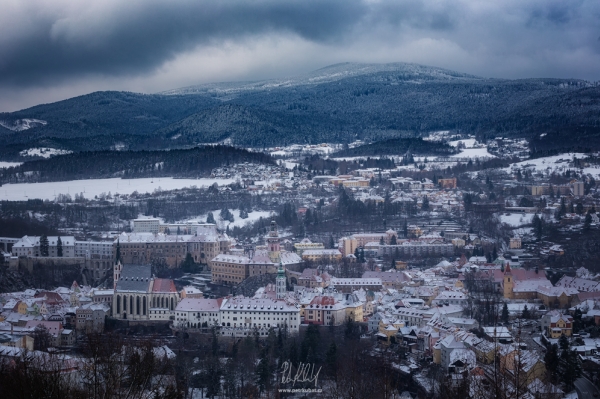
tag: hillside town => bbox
[1,136,600,397]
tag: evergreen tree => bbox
[501,303,509,324]
[559,334,570,351]
[181,253,198,273]
[544,344,560,384]
[256,347,272,393]
[288,339,299,367]
[422,195,429,211]
[521,305,530,319]
[403,218,408,238]
[584,211,592,232]
[492,246,497,260]
[204,356,222,399]
[206,212,216,224]
[211,327,219,356]
[56,236,63,257]
[325,342,337,379]
[300,325,320,363]
[559,347,582,391]
[39,234,49,257]
[532,214,543,240]
[576,202,584,215]
[222,357,238,399]
[390,235,397,245]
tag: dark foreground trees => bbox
[0,333,179,399]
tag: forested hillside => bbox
[1,63,599,154]
[0,91,218,158]
[332,138,457,157]
[0,146,274,183]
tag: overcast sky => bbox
[1,0,600,112]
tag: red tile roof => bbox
[152,279,177,293]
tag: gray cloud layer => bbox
[1,0,600,111]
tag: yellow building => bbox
[345,301,364,323]
[433,343,441,364]
[500,348,546,385]
[209,254,250,285]
[395,261,408,270]
[342,179,370,188]
[294,238,324,256]
[17,301,28,315]
[548,314,573,338]
[339,237,358,257]
[301,249,342,262]
[378,319,405,344]
[438,178,457,189]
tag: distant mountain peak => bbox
[159,61,482,98]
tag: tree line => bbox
[0,146,274,184]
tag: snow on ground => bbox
[330,156,389,161]
[0,177,235,201]
[506,303,540,315]
[449,138,477,148]
[505,153,588,174]
[181,210,272,229]
[500,213,534,227]
[0,161,22,168]
[19,148,72,158]
[0,118,47,131]
[582,165,600,178]
[449,147,496,159]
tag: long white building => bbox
[173,298,223,329]
[173,296,301,333]
[12,236,75,257]
[219,297,300,331]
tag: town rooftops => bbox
[152,279,177,293]
[330,277,382,286]
[175,298,222,312]
[221,297,299,312]
[115,264,152,292]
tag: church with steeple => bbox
[209,218,302,285]
[276,262,286,299]
[267,219,281,263]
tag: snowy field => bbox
[448,138,477,148]
[0,177,235,201]
[0,161,22,169]
[19,147,72,158]
[449,147,495,159]
[505,153,592,174]
[500,213,534,227]
[180,210,272,229]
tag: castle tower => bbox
[267,219,281,263]
[276,262,286,299]
[503,262,514,299]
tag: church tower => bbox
[113,260,123,290]
[276,262,286,299]
[267,219,281,263]
[503,262,514,299]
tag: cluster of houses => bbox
[0,281,111,351]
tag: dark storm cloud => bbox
[0,0,467,87]
[1,0,600,111]
[0,0,370,86]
